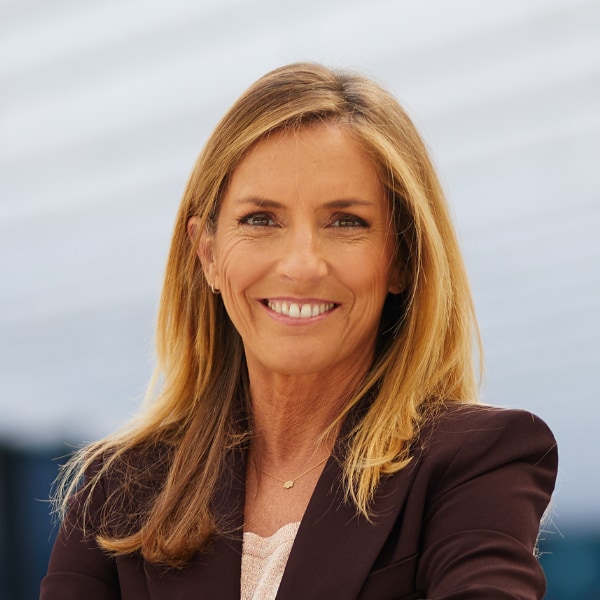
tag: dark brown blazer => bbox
[41,404,558,599]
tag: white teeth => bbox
[300,304,312,318]
[267,300,334,319]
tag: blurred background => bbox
[1,0,599,597]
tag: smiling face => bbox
[194,122,403,384]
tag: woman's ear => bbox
[388,261,407,295]
[188,216,218,288]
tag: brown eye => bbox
[240,213,276,227]
[330,214,368,228]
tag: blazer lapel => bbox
[143,408,423,599]
[276,446,422,599]
[145,447,247,600]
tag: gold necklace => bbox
[250,455,329,489]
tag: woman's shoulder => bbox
[406,402,559,513]
[422,401,554,434]
[417,402,557,467]
[65,438,173,533]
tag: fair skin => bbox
[189,122,403,536]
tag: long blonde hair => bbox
[55,62,480,567]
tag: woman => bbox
[41,63,557,599]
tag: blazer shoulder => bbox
[429,401,551,425]
[421,402,556,442]
[417,403,558,478]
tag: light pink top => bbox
[241,522,301,600]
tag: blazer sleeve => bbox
[416,408,558,600]
[40,469,121,600]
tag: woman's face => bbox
[195,123,403,382]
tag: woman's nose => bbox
[276,226,328,283]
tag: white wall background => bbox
[1,0,599,526]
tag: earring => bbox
[210,283,220,295]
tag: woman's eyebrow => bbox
[322,199,375,208]
[234,197,283,209]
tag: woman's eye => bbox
[240,213,276,227]
[330,214,368,228]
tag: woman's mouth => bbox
[265,300,336,319]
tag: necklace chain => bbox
[250,455,329,489]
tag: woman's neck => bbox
[246,367,365,467]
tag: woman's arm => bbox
[417,408,558,599]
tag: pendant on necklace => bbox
[283,480,295,489]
